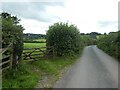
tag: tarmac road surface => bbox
[54,45,118,88]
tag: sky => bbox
[1,0,120,34]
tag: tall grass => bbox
[3,42,82,88]
[2,63,39,88]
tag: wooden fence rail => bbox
[0,43,13,71]
[0,44,54,71]
[22,46,54,62]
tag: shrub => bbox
[97,31,120,61]
[1,12,24,66]
[23,40,46,43]
[46,22,81,56]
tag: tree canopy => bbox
[1,12,24,66]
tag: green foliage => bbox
[32,54,79,88]
[1,12,24,62]
[2,63,39,88]
[81,35,97,46]
[46,22,81,56]
[86,32,101,39]
[24,43,46,48]
[24,38,46,43]
[24,40,46,43]
[23,33,46,41]
[33,55,78,74]
[97,31,120,61]
[3,54,80,88]
[116,31,120,60]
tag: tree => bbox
[46,22,81,56]
[1,12,24,67]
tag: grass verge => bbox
[34,54,80,88]
[2,63,39,88]
[2,54,81,88]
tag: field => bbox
[33,38,46,42]
[24,43,46,48]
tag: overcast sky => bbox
[1,0,119,34]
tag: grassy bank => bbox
[34,55,80,88]
[2,63,39,88]
[3,42,83,88]
[2,54,80,88]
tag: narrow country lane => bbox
[54,45,118,88]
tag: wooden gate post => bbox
[53,46,55,58]
[10,43,13,69]
[12,43,18,69]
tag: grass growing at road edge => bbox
[2,63,39,88]
[2,54,80,88]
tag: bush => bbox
[46,22,81,56]
[1,12,24,66]
[23,40,46,43]
[97,31,120,61]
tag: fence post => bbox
[10,43,13,69]
[53,46,55,58]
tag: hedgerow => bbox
[97,31,120,61]
[1,12,24,67]
[46,22,82,56]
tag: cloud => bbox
[1,2,64,22]
[1,0,119,34]
[98,21,117,28]
[20,18,50,34]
